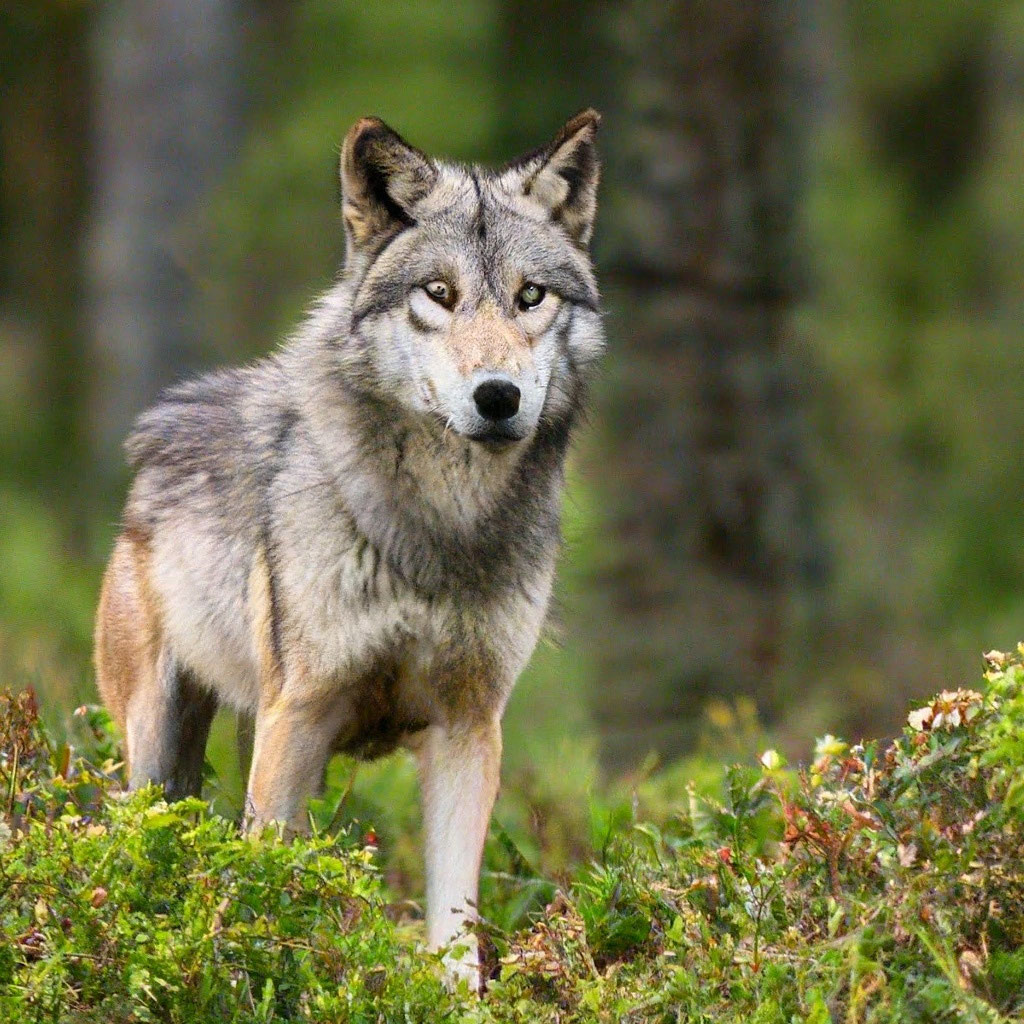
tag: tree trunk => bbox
[87,0,244,484]
[593,0,824,766]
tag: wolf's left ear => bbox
[504,109,601,247]
[340,117,438,247]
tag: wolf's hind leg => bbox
[125,651,218,802]
[96,534,216,801]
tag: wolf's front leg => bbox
[245,698,339,834]
[416,717,502,992]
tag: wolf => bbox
[93,110,603,988]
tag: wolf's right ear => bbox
[340,118,438,248]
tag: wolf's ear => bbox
[340,118,438,247]
[505,109,601,247]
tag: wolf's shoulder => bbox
[125,359,289,472]
[122,357,299,535]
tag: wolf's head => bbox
[333,111,604,449]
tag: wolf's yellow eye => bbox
[423,280,454,307]
[517,282,546,310]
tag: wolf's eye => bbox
[423,280,454,308]
[517,282,546,311]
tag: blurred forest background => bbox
[2,0,1024,815]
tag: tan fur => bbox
[94,532,159,747]
[447,302,531,376]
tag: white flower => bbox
[907,706,932,731]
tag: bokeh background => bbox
[3,0,1024,824]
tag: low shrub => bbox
[2,650,1023,1022]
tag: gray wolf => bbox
[94,110,604,988]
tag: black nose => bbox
[473,379,521,421]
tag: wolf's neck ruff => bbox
[295,319,570,602]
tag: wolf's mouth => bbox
[467,424,525,448]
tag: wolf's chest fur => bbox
[259,495,554,756]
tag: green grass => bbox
[2,649,1024,1022]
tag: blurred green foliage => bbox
[804,0,1024,630]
